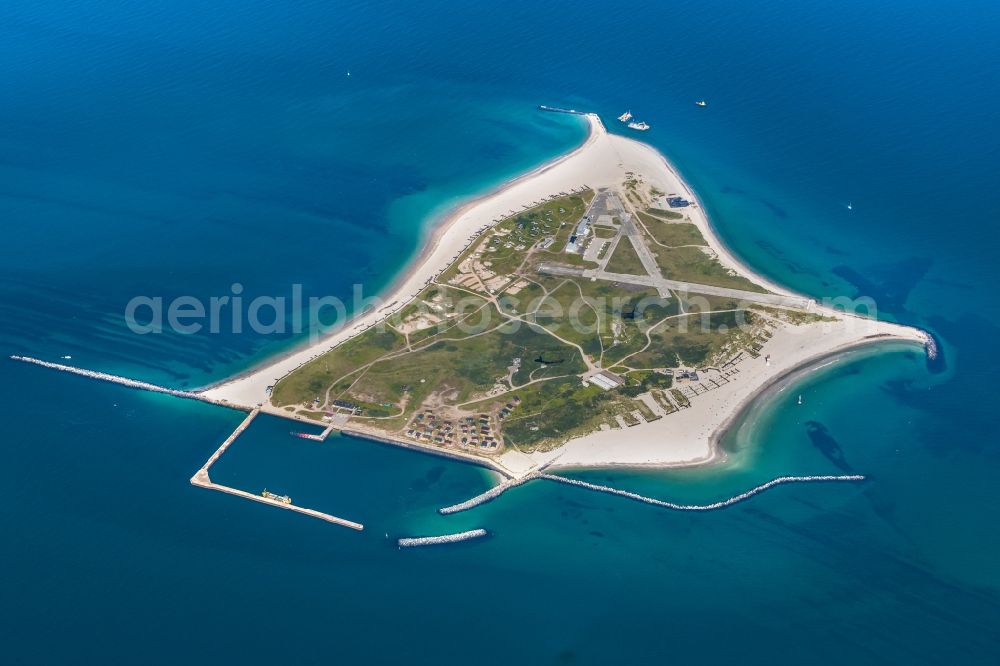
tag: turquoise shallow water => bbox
[1,0,999,663]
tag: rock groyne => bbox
[439,473,539,515]
[540,473,866,511]
[9,355,237,408]
[397,529,489,547]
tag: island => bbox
[200,114,929,478]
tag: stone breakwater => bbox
[438,473,539,515]
[539,473,866,511]
[397,529,489,547]
[924,335,939,361]
[8,356,236,408]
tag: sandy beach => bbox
[201,113,610,408]
[201,112,929,475]
[515,320,926,473]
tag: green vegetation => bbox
[487,378,612,449]
[605,238,647,276]
[635,399,658,422]
[670,388,690,408]
[554,251,599,269]
[466,375,664,450]
[439,190,594,284]
[530,273,676,368]
[619,370,673,397]
[644,207,685,221]
[271,327,405,407]
[650,389,677,414]
[595,240,612,260]
[270,184,819,456]
[752,306,836,325]
[345,321,585,415]
[624,308,771,368]
[637,213,706,247]
[532,280,603,358]
[651,244,768,293]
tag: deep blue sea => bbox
[2,1,999,663]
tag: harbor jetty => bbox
[198,408,260,471]
[289,421,338,441]
[537,105,588,116]
[439,473,539,514]
[440,471,866,516]
[191,408,364,531]
[8,355,234,408]
[539,473,866,511]
[398,529,489,548]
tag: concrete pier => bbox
[198,408,260,473]
[191,408,364,531]
[191,475,363,531]
[290,421,339,441]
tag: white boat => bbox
[627,121,650,131]
[797,395,803,405]
[60,355,72,360]
[695,100,707,107]
[617,110,633,122]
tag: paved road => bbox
[610,193,664,281]
[539,189,814,309]
[537,263,813,308]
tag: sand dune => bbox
[201,113,928,472]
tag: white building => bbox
[586,370,625,391]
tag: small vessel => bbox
[627,120,650,131]
[617,110,633,122]
[797,395,803,405]
[695,100,707,107]
[847,202,853,211]
[261,489,292,504]
[60,355,72,360]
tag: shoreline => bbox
[543,336,924,473]
[612,132,803,302]
[198,114,596,396]
[195,109,930,473]
[547,337,920,471]
[706,337,924,462]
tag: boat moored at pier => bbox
[261,489,292,504]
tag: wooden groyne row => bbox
[438,473,539,515]
[538,473,866,511]
[8,355,239,409]
[398,529,489,547]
